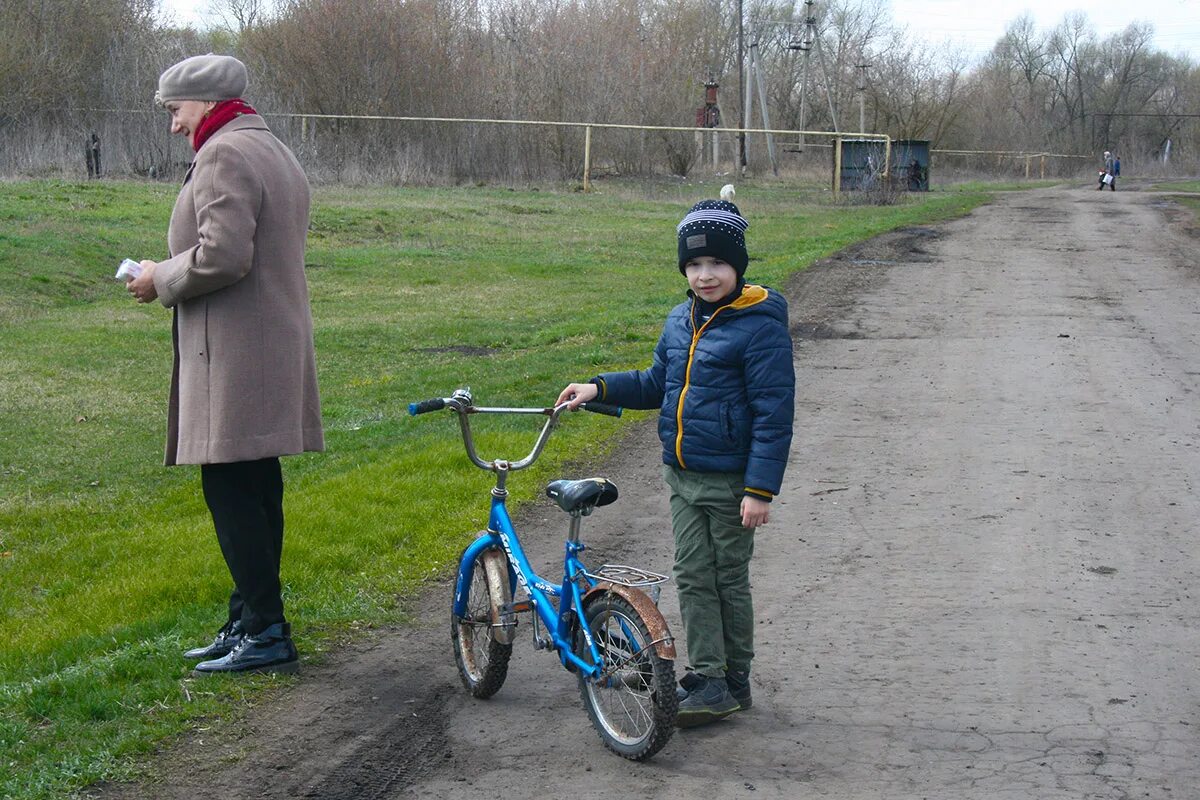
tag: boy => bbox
[557,195,795,727]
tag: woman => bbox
[127,54,323,675]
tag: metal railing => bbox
[262,112,890,190]
[77,108,1092,187]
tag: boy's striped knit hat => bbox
[676,198,749,276]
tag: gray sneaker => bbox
[676,668,704,701]
[726,670,752,710]
[676,675,740,727]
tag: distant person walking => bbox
[85,133,101,178]
[124,54,324,675]
[907,159,924,191]
[1097,150,1116,191]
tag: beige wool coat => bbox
[153,114,324,465]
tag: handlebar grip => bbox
[408,398,447,416]
[581,401,623,417]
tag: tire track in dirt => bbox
[295,689,452,799]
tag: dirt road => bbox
[93,184,1200,800]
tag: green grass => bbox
[1172,195,1200,218]
[1151,179,1200,193]
[939,179,1061,192]
[0,176,989,798]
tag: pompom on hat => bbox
[676,189,749,276]
[155,54,248,106]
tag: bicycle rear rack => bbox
[585,564,669,588]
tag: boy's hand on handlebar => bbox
[556,382,598,410]
[741,496,770,528]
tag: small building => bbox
[833,138,888,191]
[833,138,932,191]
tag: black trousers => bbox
[200,457,285,636]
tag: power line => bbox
[1091,112,1200,117]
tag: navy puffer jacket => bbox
[595,284,795,499]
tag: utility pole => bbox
[788,1,839,140]
[856,63,870,133]
[737,0,746,173]
[792,0,816,151]
[745,31,778,175]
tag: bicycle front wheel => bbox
[451,546,513,698]
[577,590,677,760]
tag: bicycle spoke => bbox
[590,613,657,738]
[605,679,649,734]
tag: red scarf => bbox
[192,99,258,152]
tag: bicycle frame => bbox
[416,388,677,760]
[454,498,604,677]
[429,390,614,678]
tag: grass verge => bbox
[1170,194,1200,223]
[939,179,1061,192]
[1151,180,1200,193]
[1,177,989,798]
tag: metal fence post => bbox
[583,125,592,191]
[833,137,842,194]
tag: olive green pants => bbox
[664,465,756,678]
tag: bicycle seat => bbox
[546,478,618,513]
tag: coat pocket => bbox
[721,401,751,447]
[197,299,210,362]
[721,402,736,443]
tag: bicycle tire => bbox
[451,546,513,698]
[577,590,677,760]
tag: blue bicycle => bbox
[409,388,679,760]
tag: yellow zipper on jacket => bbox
[674,285,771,469]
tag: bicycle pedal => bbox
[507,600,532,614]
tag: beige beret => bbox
[155,54,248,106]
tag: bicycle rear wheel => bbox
[577,590,677,760]
[451,546,513,698]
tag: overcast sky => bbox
[158,0,1200,62]
[894,0,1199,61]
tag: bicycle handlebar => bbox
[407,389,622,472]
[578,400,623,417]
[408,397,447,415]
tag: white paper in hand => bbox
[115,258,143,282]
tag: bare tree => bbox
[2,0,1197,180]
[205,0,272,33]
[870,33,968,142]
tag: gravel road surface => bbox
[91,184,1200,800]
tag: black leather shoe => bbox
[192,622,298,675]
[183,620,244,661]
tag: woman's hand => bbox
[555,382,598,410]
[741,495,771,528]
[126,260,159,303]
